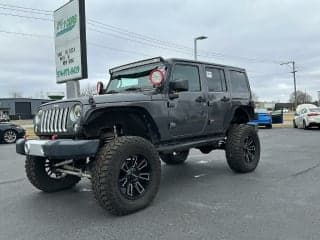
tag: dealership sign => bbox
[54,0,87,83]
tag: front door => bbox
[168,63,208,137]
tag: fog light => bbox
[24,142,30,154]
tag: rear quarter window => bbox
[229,70,250,98]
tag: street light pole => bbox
[194,39,197,61]
[194,36,208,60]
[280,61,297,110]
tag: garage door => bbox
[15,102,32,119]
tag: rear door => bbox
[167,63,208,137]
[297,108,307,127]
[204,66,231,134]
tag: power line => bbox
[88,19,193,52]
[0,6,52,15]
[0,3,52,13]
[88,20,237,60]
[88,42,152,57]
[88,19,281,64]
[0,29,295,83]
[88,26,194,56]
[0,29,152,57]
[0,12,53,21]
[0,2,284,64]
[0,29,52,39]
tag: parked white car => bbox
[293,104,320,129]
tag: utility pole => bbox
[280,61,297,110]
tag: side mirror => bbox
[294,112,299,116]
[169,79,189,92]
[96,81,105,95]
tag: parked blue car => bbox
[250,109,272,129]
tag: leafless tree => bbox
[80,84,96,97]
[289,90,312,105]
[252,92,259,102]
[10,91,23,98]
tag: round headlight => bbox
[70,104,82,122]
[34,110,43,125]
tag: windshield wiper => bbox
[124,87,142,92]
[106,90,119,94]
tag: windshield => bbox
[309,108,320,112]
[255,109,268,113]
[106,63,166,93]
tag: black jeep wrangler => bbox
[16,57,260,215]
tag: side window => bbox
[205,67,226,92]
[229,71,250,97]
[172,64,201,91]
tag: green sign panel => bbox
[54,0,87,83]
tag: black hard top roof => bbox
[165,58,245,72]
[109,56,246,73]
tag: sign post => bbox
[54,0,87,98]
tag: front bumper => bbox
[17,128,26,138]
[16,139,100,159]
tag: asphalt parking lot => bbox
[0,128,319,240]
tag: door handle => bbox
[195,96,206,103]
[167,102,175,108]
[208,101,215,106]
[220,96,230,102]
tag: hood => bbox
[89,92,153,105]
[43,92,154,106]
[0,122,16,127]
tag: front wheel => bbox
[25,156,80,192]
[303,120,308,130]
[225,124,260,173]
[3,129,17,144]
[160,150,189,165]
[92,136,161,216]
[265,124,272,129]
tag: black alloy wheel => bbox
[118,154,152,200]
[243,136,256,164]
[225,124,261,173]
[92,136,161,216]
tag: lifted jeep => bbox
[16,57,260,215]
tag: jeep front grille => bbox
[40,107,69,133]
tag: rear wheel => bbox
[225,124,260,173]
[92,136,161,216]
[3,129,17,144]
[160,150,190,165]
[25,156,80,192]
[293,120,297,128]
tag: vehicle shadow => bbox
[22,154,260,220]
[305,128,320,131]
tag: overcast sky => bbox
[0,0,319,102]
